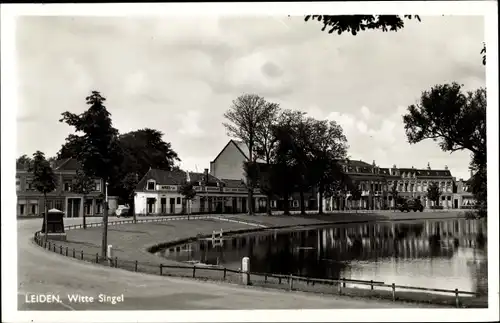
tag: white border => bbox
[1,2,498,322]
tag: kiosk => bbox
[40,208,67,241]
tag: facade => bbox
[453,177,476,209]
[209,140,318,212]
[16,158,109,217]
[323,161,456,211]
[134,168,267,215]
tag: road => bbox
[16,216,440,311]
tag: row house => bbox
[323,161,456,211]
[16,158,108,217]
[209,140,318,212]
[134,168,267,215]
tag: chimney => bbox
[427,162,431,170]
[204,168,209,183]
[393,164,397,169]
[444,165,448,170]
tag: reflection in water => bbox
[156,219,488,294]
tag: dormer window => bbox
[147,180,156,191]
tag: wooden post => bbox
[65,247,68,256]
[278,277,281,284]
[59,246,63,254]
[72,248,75,258]
[289,274,293,291]
[95,253,99,263]
[455,289,460,308]
[392,283,396,301]
[135,260,138,272]
[338,280,342,294]
[370,280,374,290]
[264,274,267,283]
[342,278,346,288]
[223,268,227,280]
[160,264,163,275]
[115,257,118,268]
[81,250,84,260]
[53,244,56,252]
[48,242,51,250]
[192,266,196,278]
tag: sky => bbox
[16,15,485,181]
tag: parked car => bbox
[398,199,424,212]
[115,205,131,217]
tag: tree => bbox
[350,182,362,212]
[223,94,278,215]
[403,83,486,214]
[481,43,486,66]
[389,184,399,211]
[16,154,33,169]
[120,173,139,222]
[59,90,123,258]
[180,180,197,219]
[28,151,57,244]
[427,182,442,207]
[72,168,95,229]
[304,15,420,36]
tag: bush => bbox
[430,205,444,210]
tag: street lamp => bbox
[105,181,109,203]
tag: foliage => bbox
[426,182,442,205]
[304,15,420,36]
[403,83,487,213]
[28,151,57,196]
[59,91,123,182]
[180,181,197,200]
[72,168,95,196]
[481,43,486,66]
[16,154,33,169]
[350,182,362,203]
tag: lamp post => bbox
[101,180,110,258]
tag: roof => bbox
[220,179,247,189]
[399,168,452,177]
[135,168,223,190]
[211,140,266,164]
[16,157,81,171]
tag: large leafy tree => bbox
[72,168,95,229]
[402,83,486,215]
[59,90,123,257]
[16,154,33,169]
[223,94,278,215]
[28,151,57,243]
[304,15,420,36]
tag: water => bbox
[156,218,488,294]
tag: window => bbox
[19,204,25,215]
[55,200,63,212]
[176,197,181,204]
[94,180,101,192]
[26,180,34,191]
[441,196,445,200]
[271,200,277,208]
[147,180,156,191]
[292,200,299,208]
[31,204,37,214]
[64,182,72,192]
[447,196,451,200]
[16,177,20,191]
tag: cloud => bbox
[177,111,204,137]
[360,106,371,120]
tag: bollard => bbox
[73,248,75,258]
[48,242,51,249]
[342,278,346,288]
[53,244,56,252]
[135,260,138,272]
[65,247,68,257]
[223,268,227,281]
[264,274,268,283]
[278,277,282,284]
[370,280,374,290]
[192,266,196,278]
[241,257,250,285]
[95,253,99,263]
[115,257,118,268]
[455,289,460,308]
[392,283,396,301]
[44,241,47,249]
[160,264,163,275]
[337,280,342,294]
[289,274,294,291]
[81,250,84,260]
[107,245,113,267]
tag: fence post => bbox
[81,250,84,260]
[264,274,267,283]
[73,248,75,258]
[278,277,282,284]
[95,253,99,263]
[337,280,342,294]
[44,241,47,249]
[455,289,460,308]
[135,260,138,272]
[223,268,227,281]
[192,266,196,278]
[53,244,56,252]
[370,280,374,290]
[65,247,68,256]
[160,264,163,275]
[115,257,118,268]
[289,274,293,291]
[392,283,396,301]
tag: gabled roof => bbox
[211,140,266,164]
[135,168,222,191]
[16,158,81,171]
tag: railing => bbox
[33,223,481,308]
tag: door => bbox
[169,198,175,214]
[161,198,167,214]
[232,198,237,214]
[454,199,459,209]
[241,198,247,213]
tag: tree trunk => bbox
[43,193,48,244]
[299,189,306,215]
[131,198,136,223]
[247,182,254,216]
[318,184,324,215]
[83,194,87,229]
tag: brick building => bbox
[16,158,109,217]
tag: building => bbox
[453,177,476,209]
[209,140,318,212]
[133,167,266,215]
[16,158,111,217]
[323,161,456,211]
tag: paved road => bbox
[16,217,440,311]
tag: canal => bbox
[155,218,488,294]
